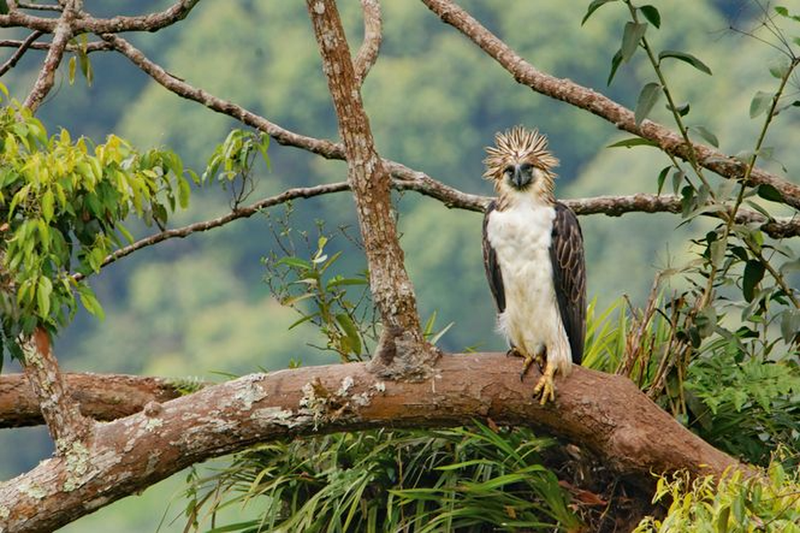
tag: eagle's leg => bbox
[532,360,557,405]
[514,345,545,382]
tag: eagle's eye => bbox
[503,165,514,178]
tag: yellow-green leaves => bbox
[0,93,193,340]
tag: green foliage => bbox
[202,129,269,207]
[263,212,372,363]
[0,85,192,356]
[634,462,800,532]
[686,350,800,465]
[182,424,579,533]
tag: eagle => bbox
[482,126,586,404]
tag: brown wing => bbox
[549,202,586,364]
[482,200,505,313]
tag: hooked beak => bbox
[511,164,532,189]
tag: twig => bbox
[18,2,62,11]
[0,39,112,53]
[0,30,42,77]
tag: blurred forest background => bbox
[1,0,798,530]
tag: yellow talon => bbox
[533,362,557,405]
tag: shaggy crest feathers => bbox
[482,126,560,181]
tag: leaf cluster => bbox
[0,84,191,358]
[634,461,800,532]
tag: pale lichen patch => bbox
[144,418,164,432]
[233,378,268,411]
[0,505,9,519]
[19,482,47,500]
[337,375,354,396]
[63,441,91,492]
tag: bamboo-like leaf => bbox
[692,125,719,147]
[658,50,712,75]
[581,0,617,25]
[607,137,659,149]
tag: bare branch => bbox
[420,0,800,211]
[0,30,43,77]
[0,353,744,533]
[353,0,382,85]
[22,3,74,112]
[73,181,351,281]
[0,372,193,428]
[101,33,344,159]
[0,39,112,52]
[18,2,62,11]
[74,178,798,287]
[73,0,199,34]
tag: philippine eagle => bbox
[482,126,586,404]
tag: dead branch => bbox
[420,0,800,211]
[0,353,743,533]
[0,372,193,428]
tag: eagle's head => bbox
[483,126,559,206]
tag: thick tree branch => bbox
[18,328,90,454]
[307,0,433,376]
[353,0,382,85]
[420,0,800,211]
[0,353,743,533]
[0,372,192,428]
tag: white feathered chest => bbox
[485,198,572,374]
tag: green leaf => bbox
[77,286,105,321]
[335,313,362,356]
[656,166,670,194]
[634,82,661,126]
[177,175,191,209]
[774,6,789,16]
[607,49,624,85]
[780,309,800,344]
[742,260,765,302]
[37,277,53,319]
[68,56,77,85]
[749,91,773,119]
[621,22,648,63]
[692,125,719,147]
[0,1,9,15]
[658,50,712,75]
[581,0,617,26]
[41,188,55,222]
[669,101,690,117]
[606,137,659,148]
[768,57,791,79]
[276,256,313,270]
[756,183,783,203]
[639,5,661,28]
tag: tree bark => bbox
[19,328,90,455]
[306,0,437,377]
[0,353,742,533]
[0,372,189,428]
